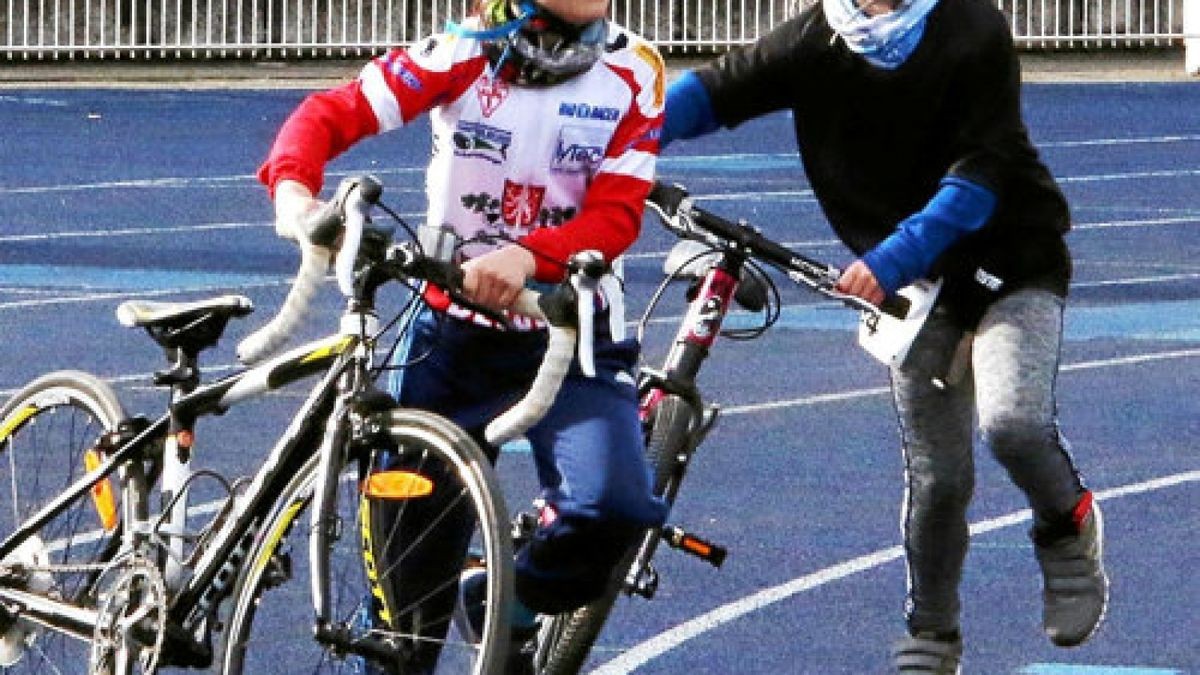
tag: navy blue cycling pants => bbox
[370,307,666,625]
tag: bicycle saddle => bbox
[117,295,254,354]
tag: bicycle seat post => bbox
[159,347,202,592]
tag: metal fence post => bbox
[1187,0,1200,74]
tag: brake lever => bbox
[568,251,606,378]
[334,181,383,297]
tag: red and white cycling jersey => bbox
[259,20,665,334]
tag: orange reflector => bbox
[363,471,434,500]
[83,449,119,531]
[681,536,712,558]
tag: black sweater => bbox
[695,0,1072,325]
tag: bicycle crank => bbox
[90,556,168,675]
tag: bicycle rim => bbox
[0,371,128,672]
[219,408,513,675]
[533,394,695,675]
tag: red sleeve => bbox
[519,173,652,282]
[256,81,380,198]
[257,45,488,198]
[519,59,663,281]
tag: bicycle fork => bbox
[623,252,754,598]
[625,398,723,600]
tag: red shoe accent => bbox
[1072,490,1094,530]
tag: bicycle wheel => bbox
[532,394,696,675]
[219,408,513,675]
[0,370,129,671]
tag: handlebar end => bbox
[879,294,911,320]
[648,181,689,216]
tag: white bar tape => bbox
[484,323,576,446]
[237,244,331,364]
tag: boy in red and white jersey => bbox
[258,1,667,672]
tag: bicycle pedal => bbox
[662,526,727,568]
[629,563,659,599]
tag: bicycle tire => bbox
[533,394,696,675]
[0,370,130,672]
[218,408,514,675]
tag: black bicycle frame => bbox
[0,332,359,642]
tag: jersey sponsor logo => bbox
[452,121,512,164]
[477,76,510,117]
[552,125,607,174]
[558,102,621,122]
[391,63,423,90]
[462,189,577,229]
[383,54,423,91]
[501,180,546,227]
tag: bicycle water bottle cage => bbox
[116,295,254,356]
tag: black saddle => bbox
[117,295,254,355]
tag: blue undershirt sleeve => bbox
[861,177,998,293]
[661,70,720,148]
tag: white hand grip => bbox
[483,288,570,445]
[485,322,575,446]
[237,243,330,364]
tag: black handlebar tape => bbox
[304,175,384,247]
[536,284,579,329]
[648,181,688,215]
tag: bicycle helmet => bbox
[469,0,609,86]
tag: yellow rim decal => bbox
[359,496,394,626]
[251,500,306,577]
[0,406,38,443]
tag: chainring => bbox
[89,556,167,675]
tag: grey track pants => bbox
[890,288,1085,634]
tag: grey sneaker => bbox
[892,632,962,674]
[1034,491,1109,647]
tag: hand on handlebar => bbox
[273,180,322,243]
[461,245,538,312]
[835,260,886,308]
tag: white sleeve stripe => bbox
[598,149,655,182]
[359,63,404,133]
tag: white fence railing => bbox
[0,0,1191,60]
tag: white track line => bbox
[592,472,1200,675]
[589,347,1200,673]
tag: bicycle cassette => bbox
[0,535,54,666]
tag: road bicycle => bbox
[0,175,605,675]
[530,181,912,674]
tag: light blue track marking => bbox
[1020,665,1181,674]
[722,299,1200,342]
[1064,299,1200,341]
[0,264,281,291]
[657,153,800,172]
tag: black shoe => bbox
[504,624,538,675]
[892,630,962,674]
